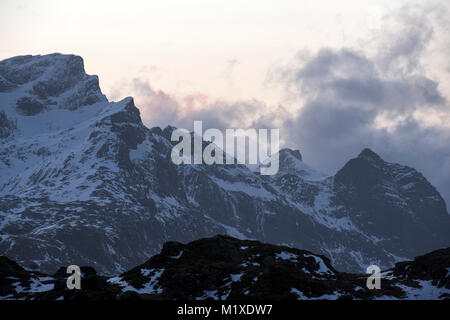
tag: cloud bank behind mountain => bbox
[114,3,450,207]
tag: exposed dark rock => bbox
[0,75,17,92]
[0,110,16,138]
[16,97,45,116]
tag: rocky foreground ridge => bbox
[0,236,449,300]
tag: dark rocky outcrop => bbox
[0,236,448,300]
[16,96,45,116]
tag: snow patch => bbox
[275,251,298,262]
[291,288,340,300]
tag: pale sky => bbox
[1,0,400,105]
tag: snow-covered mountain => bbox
[1,53,449,275]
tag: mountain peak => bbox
[0,53,107,114]
[278,149,303,172]
[276,148,328,180]
[1,53,84,87]
[335,148,386,183]
[358,148,383,162]
[279,148,303,162]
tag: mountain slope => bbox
[0,53,449,275]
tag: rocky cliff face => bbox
[0,236,449,300]
[333,148,450,256]
[0,53,449,275]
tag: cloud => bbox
[271,2,450,205]
[129,77,268,131]
[223,58,239,77]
